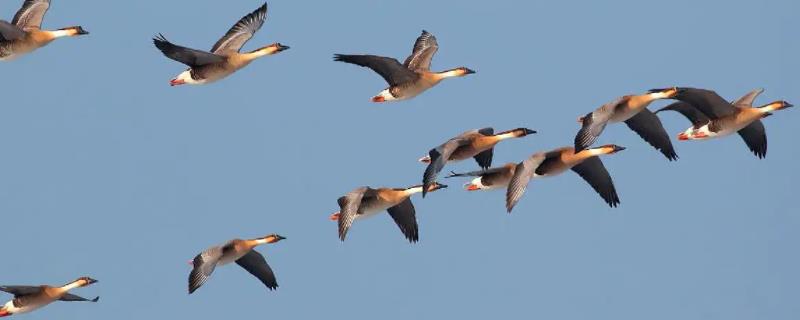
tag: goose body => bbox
[574,88,680,160]
[153,3,289,86]
[188,234,285,294]
[331,183,447,242]
[0,277,99,317]
[505,145,626,212]
[420,127,535,197]
[334,30,475,102]
[0,0,88,61]
[656,87,793,158]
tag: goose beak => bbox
[463,68,476,75]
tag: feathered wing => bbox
[737,120,767,158]
[188,245,224,294]
[0,285,42,296]
[422,138,469,197]
[574,97,625,152]
[386,198,419,243]
[235,250,278,290]
[334,54,418,86]
[732,88,764,107]
[59,293,99,302]
[0,21,26,41]
[337,187,369,241]
[446,166,509,178]
[211,3,268,54]
[403,30,438,71]
[571,157,620,207]
[12,0,50,30]
[153,34,225,67]
[672,87,736,118]
[655,101,712,128]
[624,109,678,160]
[505,153,547,213]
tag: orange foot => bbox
[371,96,385,102]
[466,184,480,191]
[330,212,341,221]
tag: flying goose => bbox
[153,3,289,86]
[334,30,475,102]
[655,87,793,158]
[445,163,518,191]
[189,234,285,294]
[506,145,626,212]
[0,0,88,61]
[574,88,680,160]
[331,183,447,242]
[420,127,536,197]
[0,277,99,317]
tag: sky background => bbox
[1,0,797,319]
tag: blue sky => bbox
[0,0,797,319]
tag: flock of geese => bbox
[0,0,793,317]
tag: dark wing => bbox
[732,88,764,107]
[188,246,223,294]
[574,97,624,152]
[0,20,26,41]
[505,153,547,213]
[403,30,438,71]
[386,198,419,243]
[571,157,620,207]
[737,120,767,158]
[624,109,679,161]
[337,186,369,241]
[59,293,99,302]
[0,286,42,296]
[672,87,736,118]
[446,166,509,178]
[422,138,469,197]
[235,250,278,290]
[473,148,493,170]
[12,0,50,29]
[211,3,268,54]
[333,54,418,86]
[655,102,711,128]
[153,34,225,67]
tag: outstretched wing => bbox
[505,153,547,213]
[153,34,225,67]
[0,285,42,297]
[672,87,736,118]
[235,250,278,290]
[737,120,767,159]
[59,293,99,302]
[403,30,438,71]
[624,109,678,161]
[386,198,419,243]
[334,54,418,86]
[422,138,470,197]
[574,97,625,152]
[12,0,50,30]
[211,3,268,54]
[188,246,223,294]
[732,88,764,107]
[337,187,370,241]
[571,157,620,207]
[655,101,711,128]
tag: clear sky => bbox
[0,0,797,319]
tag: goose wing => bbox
[235,250,278,290]
[386,198,419,243]
[188,245,224,294]
[403,30,438,71]
[732,88,764,107]
[0,21,26,41]
[655,101,711,128]
[59,294,99,302]
[334,54,418,86]
[337,186,373,241]
[737,120,767,158]
[153,34,225,67]
[12,0,49,30]
[0,285,42,297]
[574,96,626,152]
[211,3,268,54]
[571,156,620,207]
[671,87,736,118]
[505,152,547,213]
[624,108,678,160]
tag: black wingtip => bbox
[90,296,100,303]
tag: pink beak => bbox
[170,79,186,86]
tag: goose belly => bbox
[4,300,47,315]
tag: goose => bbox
[445,163,518,191]
[0,0,88,61]
[0,277,98,317]
[506,144,626,212]
[153,3,289,86]
[333,30,475,102]
[420,127,536,197]
[574,88,680,160]
[188,234,285,294]
[655,87,793,158]
[331,182,448,242]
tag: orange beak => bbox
[371,96,385,103]
[329,212,340,221]
[466,184,480,191]
[170,79,186,86]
